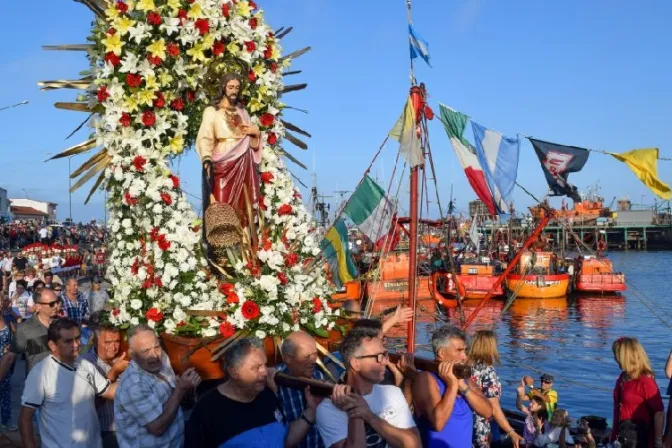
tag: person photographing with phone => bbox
[414,325,493,448]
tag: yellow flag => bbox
[610,148,671,200]
[389,98,423,167]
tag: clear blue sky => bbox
[1,0,671,222]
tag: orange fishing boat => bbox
[431,263,503,305]
[366,251,431,302]
[505,251,569,299]
[573,256,626,293]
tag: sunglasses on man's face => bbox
[542,379,552,384]
[38,300,60,308]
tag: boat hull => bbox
[366,276,432,301]
[575,274,627,292]
[505,274,569,299]
[331,280,363,303]
[430,272,503,301]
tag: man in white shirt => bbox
[316,331,420,448]
[39,226,48,244]
[19,318,117,448]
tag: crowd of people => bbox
[0,221,107,251]
[0,283,666,448]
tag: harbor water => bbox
[392,251,672,422]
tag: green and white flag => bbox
[343,175,395,245]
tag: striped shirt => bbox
[60,291,90,325]
[276,363,325,448]
[115,355,183,448]
[79,347,115,432]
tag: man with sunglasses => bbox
[521,373,558,419]
[0,288,61,382]
[316,330,420,448]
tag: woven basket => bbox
[205,202,243,248]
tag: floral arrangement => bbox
[85,0,335,338]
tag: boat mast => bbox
[406,0,419,353]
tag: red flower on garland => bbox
[177,9,187,23]
[105,52,120,66]
[116,1,129,13]
[241,301,260,320]
[259,113,275,127]
[119,112,131,127]
[285,253,298,268]
[186,90,196,102]
[219,321,235,337]
[266,132,277,145]
[212,41,225,57]
[258,196,267,211]
[145,308,164,322]
[278,204,293,216]
[248,70,256,83]
[160,192,172,205]
[107,28,117,35]
[262,238,272,251]
[226,291,239,304]
[277,272,288,285]
[249,0,258,9]
[177,320,186,327]
[141,279,153,289]
[157,234,171,251]
[147,11,162,26]
[260,172,274,184]
[263,47,273,59]
[147,54,162,66]
[154,277,163,288]
[153,92,165,108]
[126,73,142,88]
[244,41,256,52]
[293,191,302,199]
[169,175,180,189]
[124,191,138,206]
[249,17,258,29]
[312,297,323,313]
[171,98,184,111]
[97,86,109,103]
[221,3,230,17]
[130,258,140,275]
[246,261,260,277]
[150,227,160,242]
[218,282,235,294]
[270,62,279,73]
[133,155,147,172]
[167,43,180,57]
[194,18,210,35]
[192,225,200,233]
[112,308,120,317]
[142,110,156,127]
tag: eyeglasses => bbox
[541,379,552,384]
[355,351,389,363]
[38,300,60,308]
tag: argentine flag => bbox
[409,24,431,67]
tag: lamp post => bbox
[0,100,28,112]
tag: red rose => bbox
[270,62,279,73]
[221,4,230,17]
[260,171,274,184]
[248,69,256,83]
[249,0,257,9]
[105,52,120,66]
[133,155,147,172]
[219,321,235,337]
[293,191,302,199]
[246,261,260,277]
[131,258,140,275]
[212,41,225,57]
[277,204,293,216]
[150,227,160,241]
[241,301,260,320]
[160,192,172,205]
[157,234,171,251]
[171,98,184,111]
[186,90,196,102]
[124,191,138,205]
[167,43,180,57]
[154,277,163,288]
[169,175,180,189]
[177,9,187,23]
[147,54,162,66]
[97,86,109,102]
[226,292,239,304]
[249,18,258,29]
[141,279,153,289]
[177,320,186,327]
[119,112,132,127]
[277,272,288,285]
[145,308,164,322]
[266,132,277,145]
[312,297,323,313]
[264,47,273,59]
[147,11,162,26]
[285,252,298,267]
[259,113,274,127]
[112,308,120,316]
[116,1,129,13]
[218,282,235,294]
[262,238,272,251]
[153,92,165,108]
[244,41,256,52]
[194,18,209,35]
[126,73,142,88]
[107,28,117,35]
[142,110,156,127]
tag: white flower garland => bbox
[86,0,335,337]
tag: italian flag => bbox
[343,176,396,246]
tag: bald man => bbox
[277,331,328,448]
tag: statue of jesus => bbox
[196,73,262,223]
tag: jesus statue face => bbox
[224,78,241,106]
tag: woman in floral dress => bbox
[470,330,522,448]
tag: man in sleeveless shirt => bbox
[413,325,493,448]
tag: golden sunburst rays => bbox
[38,77,92,91]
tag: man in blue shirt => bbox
[59,277,89,326]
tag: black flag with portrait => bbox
[529,138,590,202]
